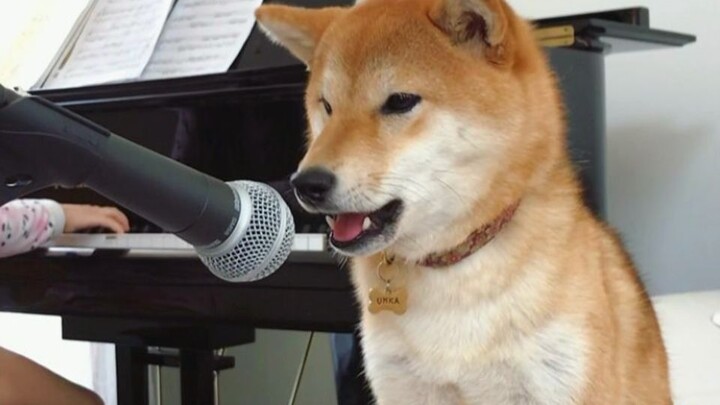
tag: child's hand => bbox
[61,204,130,234]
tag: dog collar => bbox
[417,201,520,268]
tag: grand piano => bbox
[0,5,694,405]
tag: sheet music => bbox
[141,0,263,80]
[0,0,91,90]
[44,0,172,89]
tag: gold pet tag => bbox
[368,254,407,315]
[368,286,408,315]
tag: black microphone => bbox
[0,84,294,282]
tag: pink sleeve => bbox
[0,199,65,258]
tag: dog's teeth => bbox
[363,217,372,231]
[326,216,335,228]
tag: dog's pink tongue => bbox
[332,214,366,242]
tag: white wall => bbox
[512,0,720,295]
[0,314,115,404]
[0,313,95,388]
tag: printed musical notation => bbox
[141,0,263,80]
[44,0,172,89]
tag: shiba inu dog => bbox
[256,0,671,403]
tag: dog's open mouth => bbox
[325,199,403,249]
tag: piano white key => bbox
[307,233,327,251]
[292,234,308,252]
[43,233,327,253]
[45,247,95,257]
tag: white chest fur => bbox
[354,257,588,405]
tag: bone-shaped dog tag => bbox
[368,287,407,315]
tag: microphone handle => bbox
[0,85,239,249]
[87,134,240,248]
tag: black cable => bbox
[288,332,315,405]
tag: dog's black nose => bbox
[291,167,336,205]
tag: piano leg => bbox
[62,316,254,405]
[116,346,149,405]
[180,349,215,405]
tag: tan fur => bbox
[256,0,671,403]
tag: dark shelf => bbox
[536,7,652,27]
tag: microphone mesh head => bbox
[198,181,295,282]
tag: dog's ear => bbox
[430,0,515,66]
[255,5,344,66]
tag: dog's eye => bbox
[381,93,422,115]
[320,97,333,115]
